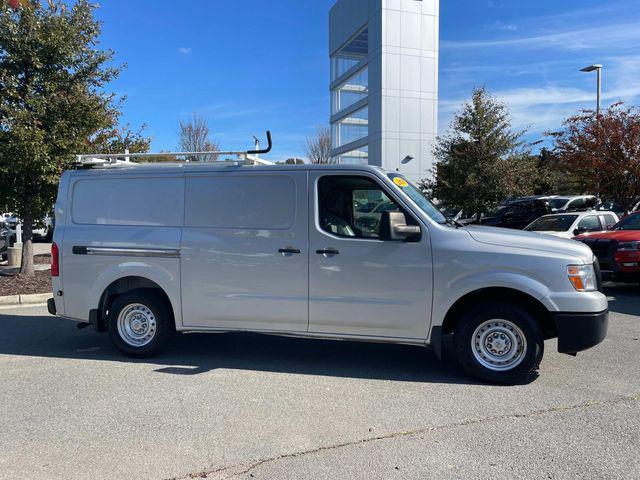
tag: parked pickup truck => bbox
[48,155,609,384]
[575,212,640,283]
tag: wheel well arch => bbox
[98,276,174,323]
[440,287,556,339]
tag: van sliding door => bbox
[181,172,309,331]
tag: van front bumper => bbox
[553,310,608,354]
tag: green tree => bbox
[0,0,149,275]
[85,124,151,156]
[421,87,528,220]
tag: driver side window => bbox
[318,175,401,239]
[578,215,602,232]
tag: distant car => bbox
[4,214,53,242]
[548,195,598,213]
[524,211,619,239]
[481,199,550,230]
[441,209,503,227]
[354,199,398,234]
[0,221,9,260]
[575,212,640,283]
[448,210,491,226]
[594,198,640,218]
[505,195,558,204]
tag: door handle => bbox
[278,248,301,254]
[316,248,340,256]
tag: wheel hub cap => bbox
[117,304,157,347]
[471,320,527,372]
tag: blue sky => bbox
[95,0,640,160]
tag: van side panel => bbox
[60,173,184,324]
[180,172,309,331]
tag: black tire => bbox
[107,290,173,357]
[454,302,544,385]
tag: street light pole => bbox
[580,64,603,115]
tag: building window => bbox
[331,27,368,81]
[332,67,368,115]
[332,106,369,149]
[335,145,369,165]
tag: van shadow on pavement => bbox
[603,283,640,317]
[0,310,487,385]
[3,285,635,385]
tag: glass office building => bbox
[329,0,439,182]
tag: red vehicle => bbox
[575,212,640,283]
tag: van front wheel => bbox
[107,291,173,357]
[454,302,544,384]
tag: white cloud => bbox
[439,56,640,136]
[442,22,640,52]
[177,47,192,55]
[490,21,518,31]
[438,1,640,141]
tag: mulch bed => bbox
[34,254,51,265]
[0,270,52,296]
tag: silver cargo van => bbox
[48,154,608,384]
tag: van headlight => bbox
[567,265,597,292]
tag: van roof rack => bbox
[75,131,274,168]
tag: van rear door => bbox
[181,171,309,332]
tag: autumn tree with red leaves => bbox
[551,103,640,214]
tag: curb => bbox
[0,293,50,308]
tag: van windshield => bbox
[387,174,447,224]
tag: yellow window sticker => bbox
[393,177,409,187]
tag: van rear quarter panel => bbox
[60,173,184,324]
[51,171,71,315]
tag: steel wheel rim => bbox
[471,319,527,372]
[117,303,157,347]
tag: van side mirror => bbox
[380,211,421,242]
[573,227,587,236]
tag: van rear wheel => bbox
[454,302,544,384]
[107,290,173,357]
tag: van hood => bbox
[465,225,593,263]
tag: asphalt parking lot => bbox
[0,285,639,480]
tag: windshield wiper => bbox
[445,218,462,228]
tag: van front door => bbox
[181,172,308,332]
[308,172,432,340]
